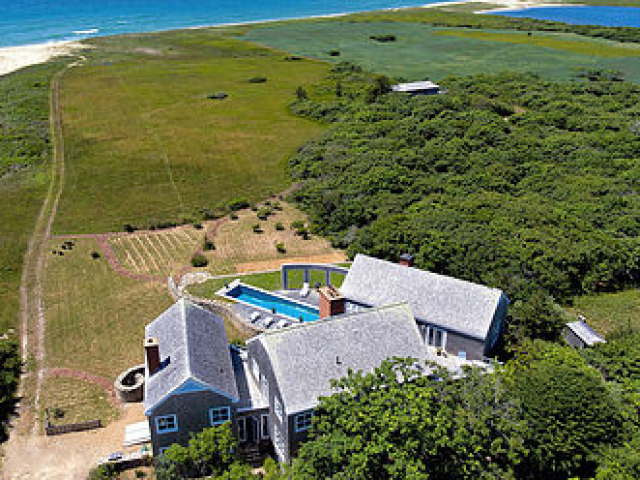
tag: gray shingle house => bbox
[340,254,509,360]
[143,256,507,461]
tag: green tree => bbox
[506,342,625,479]
[155,424,238,479]
[0,341,21,441]
[293,357,526,479]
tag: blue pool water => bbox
[492,6,640,28]
[226,284,319,322]
[0,0,456,48]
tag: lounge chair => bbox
[262,317,275,328]
[250,311,261,322]
[300,282,310,298]
[275,319,289,329]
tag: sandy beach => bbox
[0,41,84,78]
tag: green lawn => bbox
[242,22,640,81]
[54,30,328,234]
[569,289,640,338]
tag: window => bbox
[237,417,247,442]
[210,406,231,426]
[274,396,284,423]
[261,414,270,439]
[426,326,447,349]
[251,357,260,381]
[155,414,178,434]
[259,374,269,399]
[294,411,314,432]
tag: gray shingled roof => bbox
[248,303,429,414]
[566,321,606,346]
[340,254,504,341]
[144,299,238,413]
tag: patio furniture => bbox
[262,317,275,328]
[250,311,261,322]
[300,282,310,297]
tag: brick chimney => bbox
[319,286,346,319]
[399,253,414,267]
[145,337,161,376]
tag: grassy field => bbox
[40,377,119,428]
[0,61,69,336]
[53,30,328,234]
[200,201,346,275]
[568,289,640,337]
[242,22,640,81]
[44,238,173,378]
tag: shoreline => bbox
[0,0,573,78]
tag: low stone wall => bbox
[45,419,102,436]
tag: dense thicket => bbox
[292,351,624,479]
[289,65,640,343]
[350,8,640,44]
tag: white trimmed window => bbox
[210,406,231,426]
[261,414,270,439]
[294,411,314,432]
[155,414,178,434]
[426,326,447,349]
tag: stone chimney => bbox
[399,253,414,267]
[145,337,161,376]
[319,286,346,320]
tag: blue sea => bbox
[0,0,454,48]
[493,6,640,28]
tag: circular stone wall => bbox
[114,364,145,403]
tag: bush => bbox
[0,341,20,441]
[291,220,305,230]
[230,212,239,220]
[250,204,258,212]
[91,251,101,259]
[247,76,267,83]
[193,222,203,230]
[275,242,286,254]
[252,223,262,233]
[191,253,208,268]
[207,92,228,100]
[275,222,285,231]
[257,207,271,220]
[284,55,302,61]
[228,198,250,211]
[123,223,136,233]
[203,238,215,251]
[273,201,282,211]
[370,34,397,42]
[88,463,118,480]
[328,50,340,57]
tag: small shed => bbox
[564,320,606,349]
[391,81,440,96]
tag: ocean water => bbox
[0,0,452,48]
[493,6,640,28]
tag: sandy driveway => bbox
[2,404,144,480]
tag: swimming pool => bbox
[218,281,319,322]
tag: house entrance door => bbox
[246,416,259,444]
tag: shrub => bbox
[296,86,308,100]
[273,201,282,210]
[250,204,258,212]
[228,198,249,211]
[207,92,228,100]
[88,464,118,480]
[328,50,340,57]
[291,220,305,230]
[275,242,286,254]
[203,238,215,251]
[193,222,203,230]
[230,212,238,220]
[257,207,271,220]
[90,251,101,259]
[284,55,302,61]
[370,34,397,42]
[123,223,136,233]
[191,253,208,268]
[275,222,285,231]
[252,223,262,233]
[247,76,267,83]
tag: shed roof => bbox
[340,254,504,341]
[392,81,439,92]
[566,320,606,347]
[248,303,430,414]
[143,299,238,413]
